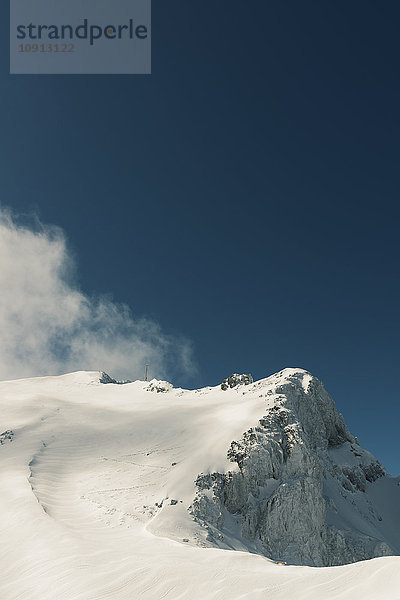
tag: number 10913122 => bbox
[18,44,75,53]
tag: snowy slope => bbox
[0,368,399,600]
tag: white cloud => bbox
[0,207,195,382]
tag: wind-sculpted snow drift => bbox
[1,368,399,600]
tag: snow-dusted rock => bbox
[191,369,399,566]
[146,379,174,393]
[99,372,132,385]
[221,373,253,390]
[0,430,14,445]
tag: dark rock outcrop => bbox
[221,373,253,391]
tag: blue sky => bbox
[1,2,399,473]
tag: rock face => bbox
[191,369,399,566]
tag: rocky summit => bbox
[191,368,400,566]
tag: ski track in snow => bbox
[0,370,399,600]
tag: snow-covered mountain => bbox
[0,368,399,600]
[191,368,400,566]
